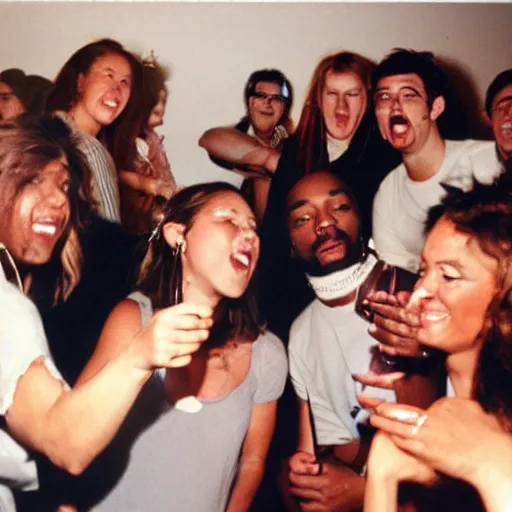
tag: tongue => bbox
[392,123,408,135]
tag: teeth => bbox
[33,223,57,235]
[104,100,118,108]
[422,312,449,322]
[233,253,250,267]
[502,122,512,132]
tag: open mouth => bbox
[32,218,62,239]
[389,114,410,136]
[419,310,449,327]
[501,121,512,137]
[335,114,349,126]
[230,251,252,271]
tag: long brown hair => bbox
[296,51,374,173]
[137,182,264,346]
[46,38,143,148]
[0,115,93,302]
[426,172,512,425]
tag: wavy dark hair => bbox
[295,51,375,174]
[46,38,143,146]
[137,182,264,348]
[0,114,93,302]
[237,68,294,136]
[108,58,169,171]
[426,169,512,425]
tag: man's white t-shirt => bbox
[372,140,502,273]
[288,298,396,446]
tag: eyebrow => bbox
[287,187,350,213]
[496,95,512,107]
[103,67,131,79]
[436,259,465,271]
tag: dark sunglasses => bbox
[251,91,286,103]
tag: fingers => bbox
[352,371,405,389]
[364,290,399,305]
[160,302,214,320]
[357,393,386,410]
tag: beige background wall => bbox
[0,2,510,186]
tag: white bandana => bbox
[306,252,379,301]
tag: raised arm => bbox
[199,127,280,175]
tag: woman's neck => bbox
[68,104,101,137]
[182,280,221,309]
[446,343,483,398]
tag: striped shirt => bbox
[56,111,121,222]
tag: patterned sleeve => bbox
[253,331,288,403]
[0,281,65,415]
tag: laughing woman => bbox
[76,183,288,512]
[46,38,142,222]
[363,175,512,511]
[0,116,211,511]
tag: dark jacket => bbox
[257,113,401,342]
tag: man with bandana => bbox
[371,49,503,274]
[283,171,428,511]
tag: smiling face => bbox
[490,84,512,161]
[0,81,26,121]
[148,88,167,128]
[179,191,259,301]
[320,70,368,142]
[408,217,498,355]
[71,53,132,135]
[374,73,444,155]
[0,157,71,266]
[287,172,360,276]
[248,81,286,139]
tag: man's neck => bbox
[320,289,357,308]
[403,129,446,182]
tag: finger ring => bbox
[411,414,428,435]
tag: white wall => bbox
[1,2,510,187]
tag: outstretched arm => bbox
[5,299,212,475]
[119,170,176,200]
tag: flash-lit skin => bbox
[374,73,446,181]
[173,191,259,307]
[0,81,26,120]
[0,157,71,271]
[248,81,286,144]
[408,217,498,397]
[489,84,512,161]
[287,172,359,286]
[320,70,368,142]
[69,54,132,137]
[148,89,167,129]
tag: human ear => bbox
[162,222,186,249]
[430,96,446,121]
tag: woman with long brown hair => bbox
[46,38,142,222]
[75,182,288,511]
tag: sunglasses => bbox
[251,91,286,103]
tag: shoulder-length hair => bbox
[137,182,264,346]
[46,38,143,153]
[295,51,375,174]
[426,171,512,425]
[0,115,93,303]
